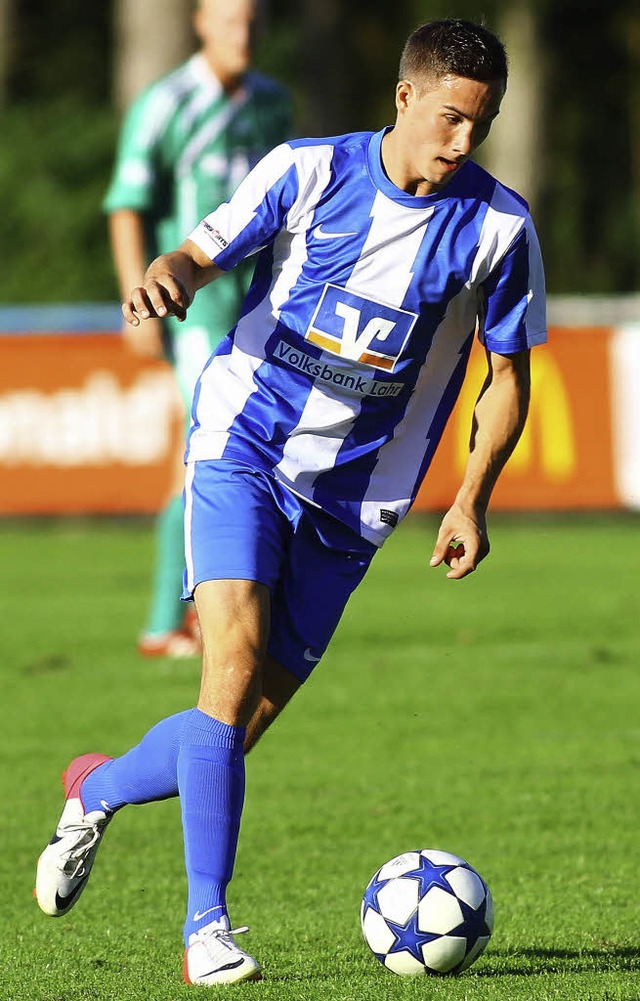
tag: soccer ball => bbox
[360,848,493,976]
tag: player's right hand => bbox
[122,275,190,327]
[429,502,489,580]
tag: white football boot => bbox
[183,917,262,985]
[36,753,113,916]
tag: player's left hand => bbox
[429,504,490,580]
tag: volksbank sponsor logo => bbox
[275,341,404,397]
[306,284,417,372]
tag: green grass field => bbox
[1,513,639,1000]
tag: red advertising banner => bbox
[0,332,183,514]
[0,312,631,515]
[417,327,618,511]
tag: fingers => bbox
[122,277,188,326]
[443,542,477,580]
[430,511,489,581]
[429,539,448,569]
[429,524,463,569]
[431,539,476,579]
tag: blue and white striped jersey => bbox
[186,128,547,546]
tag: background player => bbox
[104,0,292,657]
[37,19,546,987]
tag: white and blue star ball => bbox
[361,849,494,976]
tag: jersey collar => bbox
[367,127,469,207]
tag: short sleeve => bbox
[188,142,300,270]
[102,86,168,214]
[479,218,547,354]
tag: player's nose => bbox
[452,130,473,157]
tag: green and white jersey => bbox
[104,54,292,402]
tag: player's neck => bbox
[381,129,447,198]
[202,52,247,95]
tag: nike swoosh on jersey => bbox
[303,648,322,662]
[313,224,358,240]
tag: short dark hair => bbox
[399,19,508,88]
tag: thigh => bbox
[183,459,293,597]
[268,507,377,682]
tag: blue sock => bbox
[81,709,194,813]
[178,711,246,943]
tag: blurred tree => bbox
[348,0,410,129]
[2,0,640,298]
[616,3,640,285]
[298,0,349,134]
[294,0,409,134]
[0,101,117,301]
[538,0,640,292]
[112,0,195,111]
[8,0,110,102]
[0,0,14,105]
[481,1,543,215]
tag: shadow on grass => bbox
[478,945,640,977]
[21,653,72,675]
[240,945,640,985]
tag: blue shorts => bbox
[182,459,377,682]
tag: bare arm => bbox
[430,348,531,580]
[108,209,164,358]
[109,209,148,297]
[122,239,224,327]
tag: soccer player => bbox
[104,0,292,657]
[36,19,546,986]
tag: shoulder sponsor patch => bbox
[202,221,229,250]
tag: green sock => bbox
[144,494,186,636]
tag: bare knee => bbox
[198,645,263,726]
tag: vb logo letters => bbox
[306,284,416,372]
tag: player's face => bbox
[194,0,259,89]
[385,74,504,196]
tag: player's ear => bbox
[395,80,414,114]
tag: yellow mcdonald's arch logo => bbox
[454,349,576,481]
